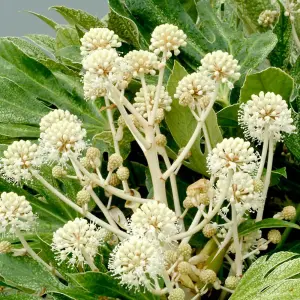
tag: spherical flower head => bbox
[177,243,192,261]
[216,172,262,211]
[207,137,259,175]
[109,57,133,90]
[225,276,240,289]
[108,236,164,290]
[0,241,12,254]
[282,205,296,220]
[82,48,118,77]
[239,92,296,143]
[76,189,91,206]
[107,153,123,172]
[149,24,187,58]
[83,72,107,100]
[116,166,130,181]
[80,28,121,56]
[199,51,241,88]
[108,173,121,187]
[39,117,87,164]
[168,288,185,300]
[199,269,217,284]
[52,218,103,267]
[174,72,215,110]
[52,165,67,179]
[129,201,179,242]
[133,85,172,118]
[0,192,36,234]
[258,10,279,27]
[124,50,159,77]
[203,223,217,238]
[267,229,281,244]
[1,140,39,183]
[40,109,80,132]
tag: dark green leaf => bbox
[217,104,239,127]
[27,11,58,30]
[238,218,300,237]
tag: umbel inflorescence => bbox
[0,22,296,300]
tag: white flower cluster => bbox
[81,24,187,101]
[80,28,121,56]
[133,85,172,118]
[174,72,216,110]
[283,0,300,21]
[207,137,259,175]
[149,24,187,58]
[129,201,179,242]
[0,192,36,234]
[0,140,38,183]
[216,172,262,212]
[258,10,279,27]
[199,50,241,88]
[38,110,87,164]
[52,218,103,267]
[239,91,295,143]
[108,236,164,290]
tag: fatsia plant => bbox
[0,1,300,300]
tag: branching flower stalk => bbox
[0,23,296,300]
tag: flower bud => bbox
[76,189,91,206]
[0,241,11,254]
[155,134,167,147]
[86,147,101,168]
[183,197,195,209]
[225,276,240,289]
[168,288,185,300]
[52,166,67,179]
[282,206,296,220]
[268,229,281,244]
[108,154,123,171]
[80,157,91,169]
[177,261,192,275]
[203,224,217,238]
[108,173,121,187]
[116,166,130,181]
[199,269,217,284]
[178,243,192,261]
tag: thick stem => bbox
[140,74,151,119]
[160,148,183,228]
[162,269,173,293]
[256,132,269,180]
[31,170,129,239]
[162,122,202,180]
[231,203,243,277]
[15,228,64,279]
[256,138,275,221]
[171,170,233,241]
[144,130,167,203]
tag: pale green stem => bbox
[256,132,269,180]
[171,169,233,241]
[87,186,119,229]
[162,269,173,293]
[181,206,204,244]
[256,138,275,221]
[15,228,64,279]
[70,156,148,204]
[149,53,167,125]
[140,74,152,119]
[203,122,212,153]
[231,203,243,277]
[31,170,129,239]
[292,21,300,50]
[81,246,98,272]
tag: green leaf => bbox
[0,39,108,135]
[229,0,278,33]
[26,34,56,55]
[165,61,222,175]
[239,67,294,103]
[0,254,62,292]
[217,104,239,128]
[108,0,141,48]
[230,252,300,300]
[67,272,159,300]
[51,6,105,30]
[180,0,198,22]
[285,112,300,160]
[0,294,42,300]
[238,218,300,237]
[270,167,287,186]
[27,11,58,30]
